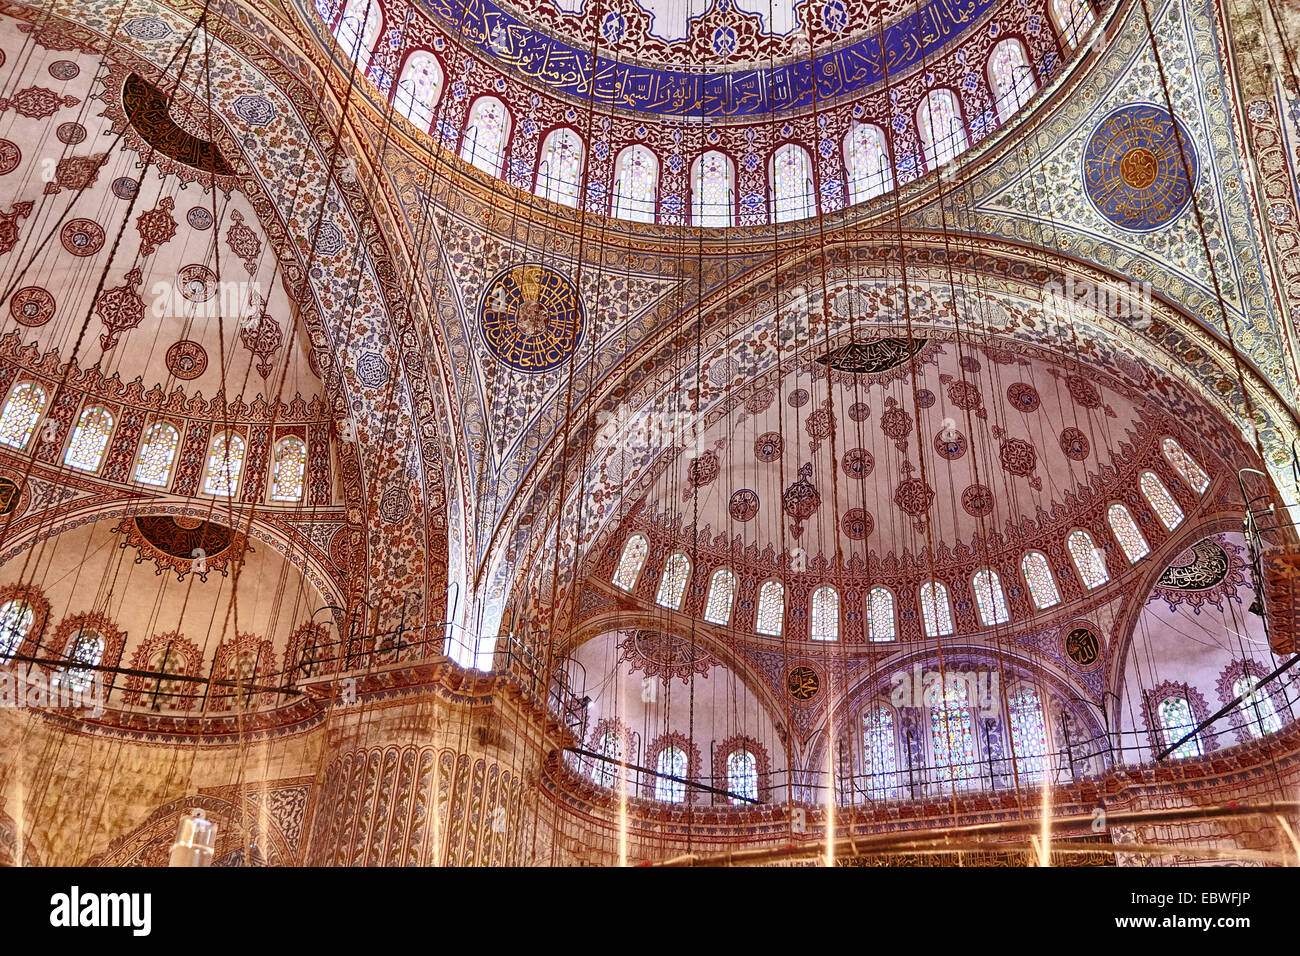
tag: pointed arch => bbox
[612,534,649,591]
[867,586,895,641]
[770,142,815,222]
[612,144,658,222]
[1161,437,1210,493]
[0,382,47,449]
[63,406,114,472]
[917,89,968,170]
[1107,504,1149,562]
[1140,471,1184,530]
[1051,0,1096,49]
[844,122,892,203]
[134,422,180,487]
[703,568,736,625]
[989,38,1036,123]
[1021,551,1060,609]
[536,127,584,207]
[1068,529,1109,588]
[655,552,690,610]
[334,0,381,69]
[920,581,953,637]
[692,151,734,226]
[811,585,839,641]
[271,436,308,502]
[861,706,900,798]
[461,96,511,176]
[394,50,443,133]
[972,569,1010,626]
[203,432,246,497]
[756,580,784,636]
[1008,687,1048,781]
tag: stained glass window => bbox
[0,599,33,664]
[1021,551,1060,609]
[692,151,733,227]
[462,96,510,176]
[1233,676,1282,738]
[134,422,179,487]
[612,534,649,591]
[1107,504,1150,563]
[704,568,736,625]
[537,127,583,207]
[920,581,953,637]
[862,707,899,798]
[1009,688,1048,782]
[868,587,895,641]
[203,433,246,497]
[1069,529,1109,587]
[59,629,104,693]
[655,746,687,802]
[727,749,758,804]
[1140,471,1184,530]
[1052,0,1095,49]
[756,581,785,636]
[394,51,443,132]
[612,145,658,222]
[931,680,977,789]
[63,407,114,472]
[593,731,621,788]
[0,383,47,449]
[989,38,1036,124]
[334,0,380,67]
[655,552,690,610]
[810,586,839,641]
[845,122,893,204]
[917,89,968,170]
[1157,696,1203,759]
[1161,438,1210,493]
[972,569,1010,626]
[270,437,307,503]
[771,142,815,222]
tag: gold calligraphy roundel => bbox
[1082,104,1197,233]
[788,664,821,701]
[1061,622,1102,671]
[480,264,584,373]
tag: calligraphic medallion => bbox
[479,264,583,373]
[1082,104,1197,232]
[788,665,820,701]
[1062,623,1102,671]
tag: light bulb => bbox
[169,808,216,867]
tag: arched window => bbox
[0,382,47,449]
[862,707,900,798]
[726,749,758,804]
[1021,552,1060,609]
[845,122,892,204]
[1140,472,1184,530]
[0,598,33,664]
[461,96,511,176]
[612,145,658,222]
[692,151,733,227]
[1008,688,1048,782]
[917,89,968,170]
[1107,504,1150,563]
[612,534,649,591]
[655,552,690,610]
[536,127,584,207]
[655,746,687,803]
[771,142,815,222]
[1161,438,1210,493]
[703,568,736,625]
[1068,529,1109,588]
[1157,696,1203,758]
[1233,676,1281,738]
[63,407,114,472]
[334,0,381,68]
[972,569,1010,626]
[271,437,308,502]
[1051,0,1096,49]
[989,38,1036,124]
[134,422,179,487]
[203,433,246,497]
[394,51,443,133]
[593,731,622,788]
[920,581,953,637]
[810,586,840,641]
[931,680,977,789]
[59,628,104,693]
[756,581,784,636]
[868,587,895,641]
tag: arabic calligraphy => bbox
[1157,540,1229,591]
[421,0,996,116]
[819,336,928,374]
[479,263,583,373]
[1082,104,1198,232]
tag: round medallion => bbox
[848,401,870,422]
[1059,426,1090,461]
[728,488,759,522]
[788,388,810,408]
[60,219,104,256]
[177,264,218,302]
[0,140,19,176]
[187,206,213,230]
[9,287,54,327]
[934,429,967,461]
[787,665,820,701]
[56,122,86,145]
[0,477,23,516]
[479,264,583,373]
[110,177,139,200]
[754,432,783,462]
[48,60,80,80]
[1082,104,1197,232]
[961,483,994,517]
[914,388,936,408]
[841,447,873,479]
[1006,382,1040,412]
[841,507,872,540]
[1063,624,1102,670]
[165,340,208,380]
